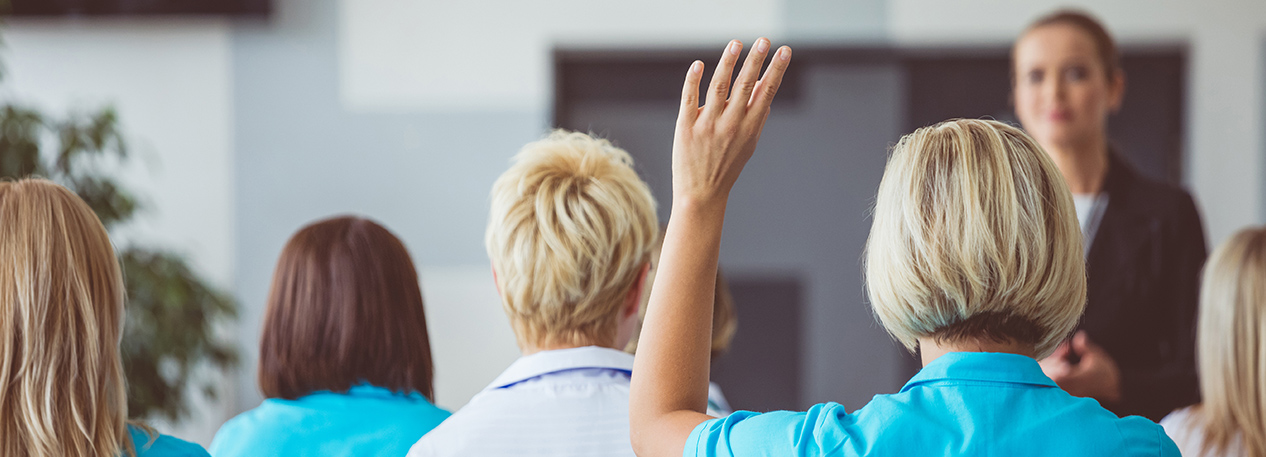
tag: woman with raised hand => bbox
[628,39,1178,456]
[1160,227,1266,456]
[0,178,209,457]
[1013,10,1206,420]
[210,216,449,457]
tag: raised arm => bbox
[628,38,790,457]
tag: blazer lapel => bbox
[1082,153,1156,334]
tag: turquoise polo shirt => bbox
[685,352,1179,457]
[128,425,209,456]
[210,385,449,457]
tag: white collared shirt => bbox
[408,346,636,457]
[1161,406,1247,457]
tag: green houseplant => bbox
[0,93,239,422]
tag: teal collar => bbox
[301,383,427,400]
[900,352,1057,392]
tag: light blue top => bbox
[210,384,450,457]
[128,424,208,457]
[685,352,1179,457]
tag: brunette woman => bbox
[210,216,448,456]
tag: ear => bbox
[1107,69,1126,113]
[623,261,652,318]
[491,264,502,296]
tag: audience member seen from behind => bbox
[625,39,1177,456]
[1160,227,1266,456]
[1013,9,1206,420]
[0,179,209,457]
[407,130,657,457]
[209,216,449,457]
[626,230,737,416]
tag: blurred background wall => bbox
[1,0,1263,445]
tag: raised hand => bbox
[672,38,792,206]
[630,38,791,457]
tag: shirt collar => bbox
[484,346,635,391]
[344,384,426,399]
[308,384,427,399]
[900,352,1057,392]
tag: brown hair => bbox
[1016,9,1121,80]
[258,216,435,400]
[709,273,738,358]
[0,179,135,456]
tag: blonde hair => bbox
[625,229,738,358]
[1192,227,1266,456]
[0,179,136,457]
[864,119,1085,358]
[486,130,658,349]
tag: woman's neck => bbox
[1044,138,1110,195]
[917,337,1036,367]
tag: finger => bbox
[677,60,704,127]
[725,37,771,117]
[749,46,792,112]
[1040,360,1069,379]
[1071,331,1090,353]
[1047,342,1070,360]
[703,40,743,116]
[1051,365,1071,380]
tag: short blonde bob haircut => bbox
[0,179,135,456]
[865,119,1085,358]
[1189,227,1266,456]
[486,130,658,349]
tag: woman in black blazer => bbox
[1012,10,1207,421]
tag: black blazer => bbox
[1082,153,1207,421]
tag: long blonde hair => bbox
[1195,227,1266,456]
[0,179,135,456]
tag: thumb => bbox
[1040,356,1070,379]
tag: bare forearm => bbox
[630,198,726,454]
[627,37,790,457]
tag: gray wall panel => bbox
[785,0,887,40]
[231,0,542,411]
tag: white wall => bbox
[339,0,783,112]
[1,19,235,287]
[419,267,522,410]
[886,0,1266,246]
[0,19,235,446]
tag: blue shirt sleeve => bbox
[1111,416,1184,457]
[1156,427,1181,457]
[129,425,211,457]
[207,417,240,456]
[683,403,854,457]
